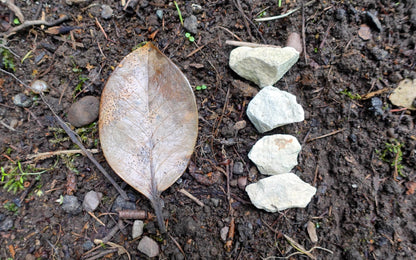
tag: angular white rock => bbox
[247,86,304,133]
[82,191,102,212]
[229,46,299,88]
[249,134,301,175]
[246,173,316,212]
[132,220,144,239]
[138,236,159,257]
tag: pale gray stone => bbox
[229,46,299,88]
[138,236,159,257]
[246,173,316,212]
[62,195,82,215]
[101,5,113,19]
[184,15,198,34]
[249,134,301,175]
[83,191,102,212]
[132,220,144,239]
[247,86,304,133]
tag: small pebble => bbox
[0,216,13,231]
[348,133,357,143]
[371,47,388,61]
[13,93,32,108]
[248,166,258,182]
[233,161,244,175]
[83,191,102,212]
[82,240,94,251]
[388,72,403,83]
[25,254,36,260]
[369,97,383,116]
[138,236,159,257]
[112,195,136,212]
[220,226,229,241]
[132,220,144,239]
[233,120,247,131]
[386,128,397,138]
[156,9,163,20]
[62,195,82,215]
[67,96,100,127]
[237,176,247,190]
[286,32,302,53]
[230,178,238,187]
[307,221,318,243]
[191,4,203,14]
[101,5,113,19]
[351,184,358,189]
[30,80,49,94]
[184,15,198,34]
[211,198,220,207]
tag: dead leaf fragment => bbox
[358,24,372,41]
[389,79,416,110]
[307,221,318,243]
[99,42,198,233]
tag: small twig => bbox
[0,120,17,131]
[95,223,120,244]
[306,129,345,143]
[118,209,148,219]
[217,26,243,41]
[4,15,70,38]
[234,0,267,43]
[255,0,316,22]
[95,17,115,43]
[186,44,206,58]
[88,211,106,226]
[179,188,204,207]
[168,234,186,258]
[83,249,118,260]
[225,40,279,48]
[26,149,99,161]
[302,3,308,64]
[0,67,28,87]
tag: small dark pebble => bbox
[233,161,244,175]
[62,195,82,215]
[156,10,163,20]
[366,11,383,32]
[369,97,383,116]
[349,133,357,143]
[82,240,94,251]
[112,195,136,212]
[370,47,388,61]
[184,15,198,34]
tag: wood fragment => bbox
[3,15,70,38]
[118,209,148,219]
[306,129,345,143]
[307,221,318,243]
[361,88,392,100]
[179,188,205,207]
[225,217,235,252]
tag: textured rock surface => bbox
[62,195,82,215]
[137,236,159,257]
[246,173,316,212]
[248,134,301,175]
[229,46,299,87]
[132,220,144,239]
[247,86,304,133]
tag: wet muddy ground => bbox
[1,0,416,259]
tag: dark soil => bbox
[1,0,416,259]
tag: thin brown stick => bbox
[83,249,118,260]
[186,44,206,58]
[179,188,204,207]
[306,129,345,143]
[168,234,186,257]
[217,26,243,41]
[225,40,279,48]
[88,211,106,226]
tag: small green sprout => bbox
[340,89,361,100]
[13,18,20,25]
[1,47,16,72]
[1,161,47,194]
[174,1,184,26]
[195,84,207,91]
[4,201,19,213]
[376,139,405,179]
[185,32,195,42]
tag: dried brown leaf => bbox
[99,42,198,232]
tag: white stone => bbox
[247,86,304,133]
[248,134,301,175]
[229,46,299,88]
[132,220,144,239]
[138,236,159,257]
[83,191,102,212]
[246,173,316,212]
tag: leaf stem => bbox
[151,195,166,233]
